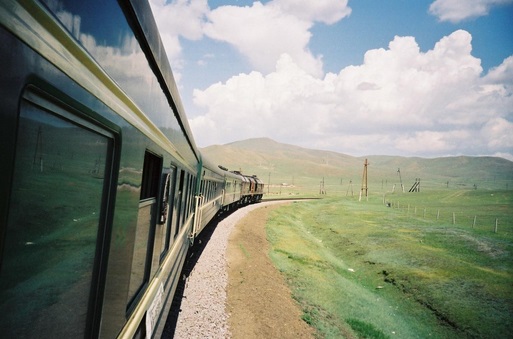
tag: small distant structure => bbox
[409,178,420,192]
[346,180,354,196]
[359,159,368,201]
[319,177,326,195]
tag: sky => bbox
[149,0,513,160]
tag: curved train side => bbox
[0,0,263,338]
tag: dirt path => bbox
[226,203,315,338]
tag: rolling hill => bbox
[201,138,513,194]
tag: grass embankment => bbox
[266,190,513,338]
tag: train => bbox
[0,0,263,338]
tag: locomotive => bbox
[0,0,263,338]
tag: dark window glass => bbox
[190,177,195,214]
[127,151,162,307]
[0,99,112,338]
[140,152,162,200]
[160,167,176,259]
[174,170,185,239]
[182,174,190,225]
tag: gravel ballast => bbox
[170,201,283,338]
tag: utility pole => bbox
[359,159,368,201]
[397,168,404,193]
[268,172,270,194]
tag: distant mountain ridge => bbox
[201,138,513,190]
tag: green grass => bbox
[385,189,513,233]
[266,190,513,338]
[346,318,390,339]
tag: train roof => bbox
[127,0,200,160]
[201,154,242,180]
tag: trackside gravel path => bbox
[167,201,314,338]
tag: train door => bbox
[127,150,162,310]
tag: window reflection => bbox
[0,100,110,338]
[127,151,162,307]
[40,0,182,136]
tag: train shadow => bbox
[161,208,239,338]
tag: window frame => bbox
[4,85,119,338]
[127,150,163,313]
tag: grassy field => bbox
[265,189,513,338]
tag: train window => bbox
[187,176,193,216]
[159,173,171,225]
[127,151,162,310]
[0,93,115,338]
[140,151,162,200]
[188,175,192,216]
[191,176,196,213]
[182,174,190,224]
[192,177,196,209]
[160,166,176,261]
[188,176,195,216]
[174,170,185,239]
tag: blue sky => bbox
[150,0,513,160]
[311,0,512,72]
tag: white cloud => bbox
[203,2,323,76]
[202,0,351,76]
[150,0,351,79]
[149,0,209,71]
[190,30,513,159]
[484,55,513,85]
[481,118,513,149]
[270,0,352,24]
[429,0,513,22]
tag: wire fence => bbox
[385,200,513,235]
